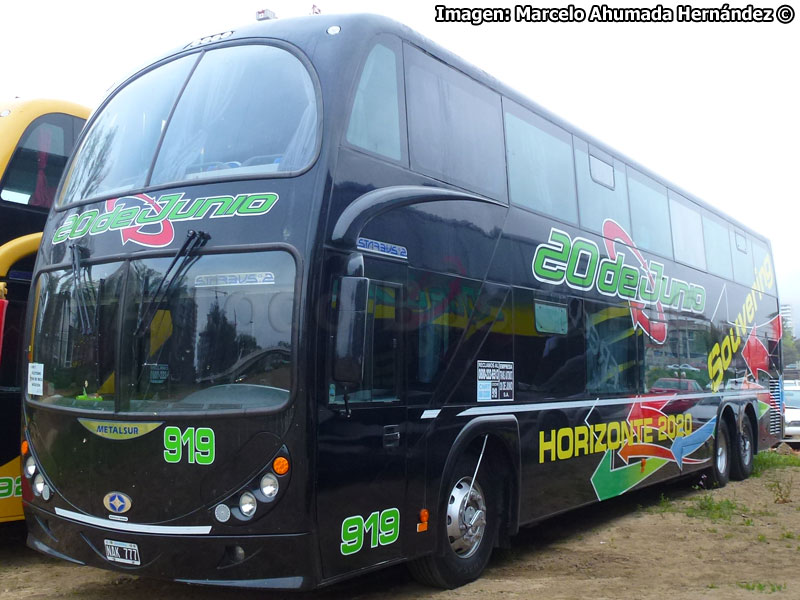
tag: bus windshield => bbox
[29,250,295,413]
[59,43,318,206]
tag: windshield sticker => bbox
[27,363,44,396]
[357,237,408,259]
[51,191,279,248]
[79,419,164,440]
[477,360,514,402]
[532,219,706,345]
[194,272,275,287]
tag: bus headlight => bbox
[239,492,257,518]
[24,456,36,478]
[33,474,45,496]
[260,473,279,500]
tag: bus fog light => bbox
[260,473,279,499]
[42,485,51,501]
[239,492,257,517]
[33,474,45,496]
[214,504,231,523]
[24,456,36,478]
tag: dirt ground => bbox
[3,453,800,600]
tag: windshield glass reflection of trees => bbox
[31,252,294,413]
[127,252,294,412]
[32,262,122,411]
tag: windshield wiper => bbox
[70,244,93,335]
[133,229,210,337]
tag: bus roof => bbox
[115,13,771,250]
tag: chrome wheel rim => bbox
[740,428,752,467]
[716,430,728,474]
[446,477,487,559]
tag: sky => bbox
[2,0,798,333]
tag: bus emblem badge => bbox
[103,492,132,514]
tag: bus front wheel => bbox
[408,452,499,588]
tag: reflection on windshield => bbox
[30,251,295,414]
[31,262,123,411]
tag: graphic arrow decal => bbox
[591,450,669,501]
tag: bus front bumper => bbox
[24,504,316,590]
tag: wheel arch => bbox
[437,416,521,551]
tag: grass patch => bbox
[753,452,800,477]
[685,495,740,521]
[737,581,786,593]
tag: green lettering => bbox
[53,215,78,244]
[597,254,623,295]
[238,193,279,215]
[533,230,571,283]
[619,266,638,299]
[565,239,599,289]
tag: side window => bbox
[585,301,639,395]
[405,44,506,200]
[346,40,406,162]
[730,229,754,285]
[751,238,770,279]
[644,316,709,393]
[331,281,400,404]
[628,167,672,257]
[702,215,733,279]
[0,113,81,208]
[514,289,585,397]
[503,99,577,223]
[574,138,629,233]
[669,191,706,270]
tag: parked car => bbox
[784,380,800,439]
[650,378,703,394]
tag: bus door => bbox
[316,278,406,579]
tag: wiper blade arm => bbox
[70,244,92,335]
[133,229,209,337]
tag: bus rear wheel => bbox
[408,453,498,588]
[731,417,754,481]
[708,419,731,487]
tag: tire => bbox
[408,452,499,588]
[708,418,731,487]
[730,417,755,481]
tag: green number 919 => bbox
[164,426,215,465]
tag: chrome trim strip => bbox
[55,508,211,535]
[421,409,441,420]
[457,391,759,417]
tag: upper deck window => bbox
[60,44,319,206]
[405,45,506,201]
[504,100,577,224]
[346,41,405,162]
[628,167,672,258]
[574,139,629,233]
[669,191,706,270]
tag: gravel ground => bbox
[3,454,800,599]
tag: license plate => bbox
[103,539,140,566]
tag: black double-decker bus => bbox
[21,15,782,589]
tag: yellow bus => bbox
[0,98,89,522]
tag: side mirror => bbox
[333,277,369,385]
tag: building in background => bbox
[781,304,794,338]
